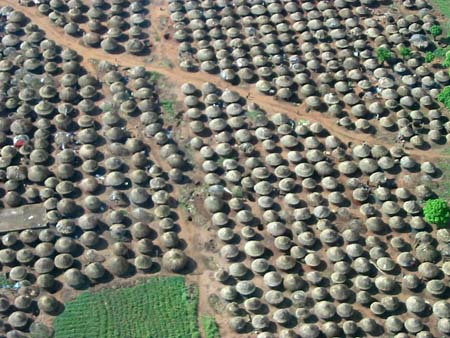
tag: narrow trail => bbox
[6,0,450,162]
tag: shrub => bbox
[444,53,450,68]
[399,47,412,59]
[430,25,443,38]
[434,47,449,58]
[377,47,393,64]
[438,86,450,109]
[423,198,450,228]
[425,51,435,63]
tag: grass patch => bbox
[148,70,163,83]
[432,0,450,36]
[161,99,178,123]
[433,0,450,19]
[201,316,220,338]
[54,277,200,338]
[436,156,450,201]
[246,110,262,121]
[433,46,450,58]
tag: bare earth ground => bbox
[4,0,450,337]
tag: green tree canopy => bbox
[430,25,443,37]
[424,198,450,228]
[438,86,450,109]
[425,51,435,63]
[399,47,412,59]
[377,47,393,64]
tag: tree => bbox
[430,25,442,39]
[377,47,393,64]
[438,86,450,109]
[425,51,435,63]
[399,47,412,59]
[424,198,450,228]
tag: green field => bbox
[433,0,450,19]
[54,277,200,338]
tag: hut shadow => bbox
[178,256,198,275]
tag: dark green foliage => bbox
[438,86,450,109]
[201,316,220,338]
[430,25,443,37]
[399,47,412,59]
[423,198,450,228]
[444,53,450,67]
[434,47,450,58]
[425,51,435,63]
[377,47,393,64]
[54,277,200,338]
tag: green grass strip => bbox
[201,315,220,338]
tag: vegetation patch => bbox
[433,46,450,58]
[161,99,178,121]
[376,47,393,64]
[432,0,450,20]
[148,70,163,83]
[438,86,450,109]
[54,277,200,338]
[435,155,450,201]
[246,109,264,121]
[423,198,450,228]
[201,315,220,338]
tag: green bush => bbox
[423,198,450,228]
[434,47,450,58]
[377,47,393,64]
[430,25,443,38]
[443,52,450,68]
[425,51,435,63]
[399,47,412,59]
[438,86,450,109]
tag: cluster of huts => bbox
[169,0,450,148]
[17,0,150,54]
[0,8,190,337]
[181,83,450,337]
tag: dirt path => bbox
[8,0,450,163]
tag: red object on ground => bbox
[14,139,26,148]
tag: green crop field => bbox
[54,277,200,338]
